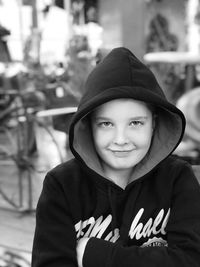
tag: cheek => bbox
[131,128,153,146]
[143,130,153,147]
[93,129,112,149]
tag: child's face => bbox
[91,99,154,174]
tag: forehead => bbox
[93,99,152,117]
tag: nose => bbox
[113,126,128,145]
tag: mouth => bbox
[110,149,134,157]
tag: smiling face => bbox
[91,99,154,180]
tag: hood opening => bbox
[72,101,183,184]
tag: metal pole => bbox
[31,0,41,64]
[64,0,73,45]
[17,0,24,58]
[64,0,71,12]
[31,0,38,28]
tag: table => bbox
[36,106,77,118]
[143,51,200,92]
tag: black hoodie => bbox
[32,47,200,267]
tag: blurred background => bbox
[0,0,200,265]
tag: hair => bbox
[87,98,158,128]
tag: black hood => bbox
[69,47,185,182]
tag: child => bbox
[32,47,200,267]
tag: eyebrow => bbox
[129,116,148,120]
[94,116,149,120]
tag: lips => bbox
[112,150,133,152]
[110,149,134,157]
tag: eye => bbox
[98,121,113,128]
[129,120,144,127]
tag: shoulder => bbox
[44,158,84,188]
[158,155,192,173]
[158,155,199,188]
[49,158,82,177]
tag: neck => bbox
[103,166,132,189]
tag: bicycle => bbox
[0,245,31,267]
[0,86,75,212]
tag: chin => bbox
[111,161,137,170]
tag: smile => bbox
[110,150,134,157]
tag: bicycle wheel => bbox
[0,112,35,211]
[0,122,24,210]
